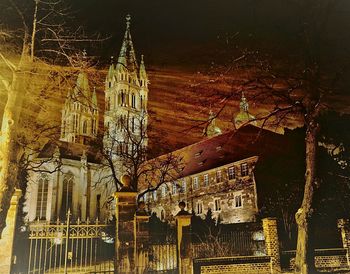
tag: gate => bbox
[26,214,114,274]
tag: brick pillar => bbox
[176,201,192,274]
[337,219,350,266]
[134,201,150,274]
[262,217,281,273]
[0,189,22,274]
[115,177,138,274]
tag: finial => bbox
[110,56,114,64]
[141,54,144,63]
[126,14,131,28]
[240,91,249,112]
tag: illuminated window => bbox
[228,167,235,180]
[214,199,221,211]
[181,180,187,193]
[172,183,177,194]
[193,177,199,190]
[196,201,203,215]
[235,195,242,208]
[153,190,157,201]
[216,170,222,182]
[36,176,49,220]
[204,174,209,186]
[161,185,167,198]
[241,163,249,176]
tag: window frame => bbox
[228,166,235,180]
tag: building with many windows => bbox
[142,122,285,224]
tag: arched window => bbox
[131,94,136,108]
[106,96,111,111]
[82,120,88,134]
[36,176,49,220]
[60,174,74,220]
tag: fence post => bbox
[0,188,22,274]
[262,217,281,273]
[115,175,138,274]
[134,201,150,274]
[176,201,192,274]
[337,219,350,267]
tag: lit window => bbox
[193,177,199,190]
[216,170,222,182]
[214,199,221,211]
[181,180,187,193]
[204,174,209,186]
[241,163,249,176]
[228,167,235,180]
[153,191,157,201]
[172,183,177,194]
[235,195,242,208]
[144,192,148,202]
[196,201,203,215]
[161,185,167,198]
[36,176,49,220]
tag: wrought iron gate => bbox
[26,215,114,274]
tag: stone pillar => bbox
[262,217,281,273]
[0,189,22,274]
[134,201,150,274]
[115,175,138,274]
[337,219,350,266]
[176,201,192,274]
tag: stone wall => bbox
[193,256,272,274]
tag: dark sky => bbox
[71,0,350,70]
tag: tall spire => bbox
[139,54,148,86]
[203,110,222,137]
[117,14,138,71]
[234,91,256,128]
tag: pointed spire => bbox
[139,54,148,85]
[234,91,256,128]
[117,14,138,71]
[92,87,98,106]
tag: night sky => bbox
[70,0,350,70]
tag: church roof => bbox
[38,140,102,164]
[146,125,286,180]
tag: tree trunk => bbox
[295,120,319,273]
[0,63,30,236]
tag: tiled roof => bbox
[149,125,286,178]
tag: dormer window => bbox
[195,151,203,158]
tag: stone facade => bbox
[24,15,147,225]
[146,156,259,224]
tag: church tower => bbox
[234,92,256,128]
[104,15,149,159]
[60,52,99,144]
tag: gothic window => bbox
[241,163,249,177]
[228,166,235,180]
[193,177,199,190]
[82,120,88,134]
[36,176,49,220]
[131,94,136,108]
[60,174,74,220]
[216,170,222,182]
[121,92,125,106]
[92,119,96,134]
[214,199,221,211]
[196,201,203,215]
[108,81,111,88]
[140,96,143,110]
[96,194,101,219]
[234,195,243,208]
[203,174,209,186]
